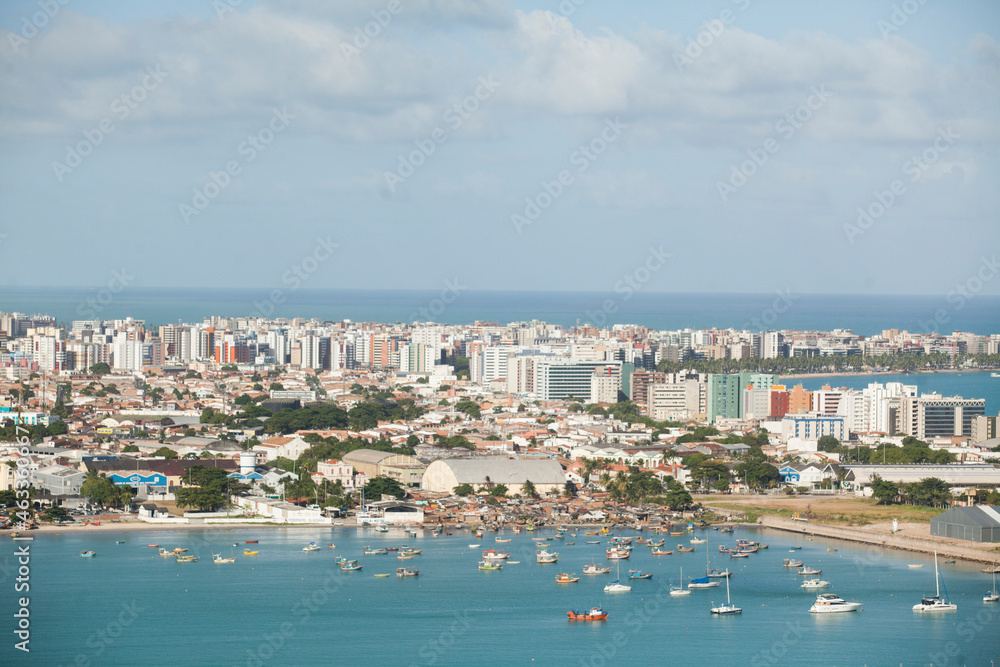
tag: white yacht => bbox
[801,579,830,589]
[809,593,862,613]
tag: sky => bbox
[0,0,998,297]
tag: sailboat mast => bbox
[935,552,940,598]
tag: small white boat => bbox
[689,576,720,589]
[985,570,999,603]
[605,561,631,592]
[801,579,830,589]
[468,544,480,548]
[798,567,822,576]
[303,542,321,552]
[213,554,236,563]
[536,549,559,564]
[907,564,924,569]
[710,574,741,615]
[80,551,96,558]
[583,564,612,575]
[689,537,707,544]
[810,593,862,613]
[670,566,691,596]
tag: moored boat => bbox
[555,573,580,583]
[243,550,259,556]
[396,567,419,577]
[689,576,720,589]
[913,553,957,613]
[628,570,652,580]
[583,563,612,574]
[798,567,822,576]
[783,559,804,568]
[810,593,862,613]
[651,548,674,556]
[303,542,321,552]
[213,554,236,563]
[479,560,504,571]
[567,607,608,621]
[80,551,96,558]
[536,549,559,563]
[801,579,830,589]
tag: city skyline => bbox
[1,0,998,296]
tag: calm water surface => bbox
[4,526,999,666]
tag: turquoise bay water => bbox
[3,526,998,666]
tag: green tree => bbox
[364,476,407,500]
[453,483,475,497]
[817,435,840,452]
[490,484,509,497]
[41,505,69,523]
[90,362,111,375]
[522,480,539,499]
[870,474,899,505]
[122,445,139,453]
[153,447,178,460]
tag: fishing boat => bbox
[400,547,422,555]
[690,537,707,544]
[827,548,838,552]
[718,545,730,553]
[172,548,188,553]
[115,540,125,544]
[532,537,550,542]
[809,593,862,613]
[176,555,199,562]
[651,548,674,556]
[913,553,957,613]
[707,568,732,579]
[536,550,559,564]
[147,544,159,548]
[783,559,804,568]
[385,547,399,552]
[243,550,258,556]
[567,607,608,621]
[801,579,830,589]
[468,544,480,548]
[798,567,822,576]
[606,548,630,560]
[604,561,631,593]
[789,546,803,551]
[585,531,599,536]
[158,548,176,558]
[303,542,321,552]
[373,573,390,578]
[397,552,415,560]
[482,549,510,560]
[628,570,652,580]
[555,573,580,583]
[496,538,511,543]
[245,540,258,544]
[670,566,691,596]
[374,524,389,533]
[341,561,363,571]
[586,540,601,544]
[985,570,999,603]
[730,551,749,559]
[677,545,696,553]
[363,547,388,555]
[710,573,741,615]
[583,564,612,574]
[982,566,1000,574]
[213,554,236,564]
[327,544,337,549]
[670,531,685,536]
[646,539,665,548]
[721,526,734,533]
[907,564,924,569]
[80,551,96,558]
[479,560,504,571]
[396,567,419,577]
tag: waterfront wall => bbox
[758,516,1000,565]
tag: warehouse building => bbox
[421,458,566,495]
[930,506,1000,543]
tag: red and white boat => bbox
[567,607,608,621]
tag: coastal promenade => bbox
[757,515,1000,566]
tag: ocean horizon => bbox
[2,287,998,336]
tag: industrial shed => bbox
[930,506,1000,543]
[421,458,566,495]
[342,449,426,486]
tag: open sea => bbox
[3,525,999,666]
[2,287,999,335]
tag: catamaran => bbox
[984,570,999,603]
[913,552,957,613]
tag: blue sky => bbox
[0,0,998,297]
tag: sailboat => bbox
[710,572,741,615]
[670,566,691,596]
[604,559,631,593]
[984,570,999,603]
[689,544,720,588]
[913,552,957,612]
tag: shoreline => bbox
[779,369,995,380]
